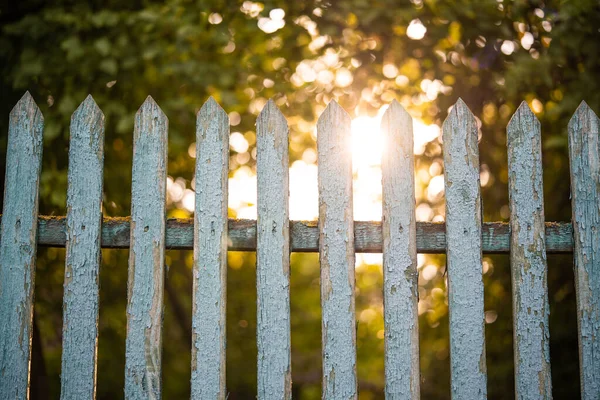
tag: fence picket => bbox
[317,100,357,398]
[3,90,598,398]
[381,100,419,398]
[60,95,105,400]
[0,92,44,400]
[256,100,291,399]
[125,96,168,399]
[507,102,552,399]
[568,102,600,399]
[191,97,229,399]
[442,98,487,399]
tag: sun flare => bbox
[169,104,445,267]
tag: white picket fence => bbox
[0,91,599,399]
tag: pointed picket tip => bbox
[386,99,408,115]
[258,98,286,124]
[198,96,226,118]
[318,99,350,125]
[10,91,43,121]
[139,95,158,109]
[507,101,538,130]
[569,100,598,130]
[516,100,535,116]
[382,100,411,122]
[442,97,474,129]
[80,94,100,110]
[72,95,104,123]
[576,100,592,114]
[136,95,166,119]
[258,98,277,115]
[322,99,347,114]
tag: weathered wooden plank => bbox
[256,100,291,399]
[191,97,229,399]
[507,102,552,399]
[60,95,105,400]
[442,98,487,399]
[10,217,574,254]
[125,96,167,400]
[317,100,357,398]
[381,100,419,398]
[0,93,44,399]
[568,101,600,399]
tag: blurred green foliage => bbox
[1,0,599,398]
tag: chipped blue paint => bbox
[507,102,552,399]
[442,99,487,399]
[60,95,105,400]
[0,92,44,400]
[317,101,357,399]
[256,100,291,399]
[568,102,600,399]
[191,97,229,399]
[381,101,420,399]
[124,96,167,400]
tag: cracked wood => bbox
[0,92,44,400]
[191,98,229,399]
[381,101,420,399]
[318,101,357,399]
[60,95,105,400]
[256,100,291,399]
[124,97,167,400]
[568,101,600,399]
[443,99,487,399]
[507,102,552,399]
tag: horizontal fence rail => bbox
[1,92,599,400]
[0,216,574,254]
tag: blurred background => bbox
[1,0,600,398]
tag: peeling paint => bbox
[124,96,167,400]
[0,92,44,400]
[381,101,420,399]
[507,102,552,399]
[256,100,291,399]
[317,101,357,399]
[442,98,487,399]
[568,101,600,399]
[191,97,229,399]
[59,95,105,400]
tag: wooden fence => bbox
[0,91,598,399]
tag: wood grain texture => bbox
[568,101,600,399]
[191,97,229,399]
[442,98,487,399]
[256,100,291,399]
[124,96,167,400]
[317,101,357,398]
[381,101,419,399]
[60,95,105,400]
[7,217,574,254]
[507,102,552,399]
[0,92,44,400]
